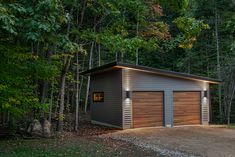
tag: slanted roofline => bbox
[80,62,221,84]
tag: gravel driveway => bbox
[99,126,235,157]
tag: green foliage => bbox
[142,22,171,39]
[1,0,234,127]
[173,16,209,49]
[0,0,67,42]
[0,3,18,34]
[0,44,58,117]
[157,0,190,14]
[32,59,59,81]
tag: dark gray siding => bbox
[122,69,209,128]
[90,69,122,128]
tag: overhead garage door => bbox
[132,92,163,128]
[173,91,201,125]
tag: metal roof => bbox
[81,62,221,84]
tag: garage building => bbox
[81,62,220,129]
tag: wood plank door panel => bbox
[173,91,201,125]
[132,92,163,128]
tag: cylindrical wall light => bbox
[204,90,208,98]
[126,91,130,99]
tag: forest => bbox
[0,0,235,134]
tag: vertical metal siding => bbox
[90,69,122,127]
[122,69,132,129]
[122,70,210,127]
[164,90,173,127]
[201,84,210,125]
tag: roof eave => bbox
[80,62,221,84]
[80,62,118,75]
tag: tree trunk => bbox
[78,76,84,109]
[71,84,75,110]
[57,4,74,131]
[115,52,118,61]
[40,81,48,118]
[98,44,101,66]
[136,10,139,65]
[75,53,80,131]
[78,55,86,111]
[121,51,124,62]
[227,83,235,125]
[57,56,72,132]
[78,0,88,28]
[66,90,70,112]
[135,49,139,65]
[84,42,94,113]
[67,7,74,38]
[226,68,235,125]
[48,82,54,123]
[186,49,191,74]
[215,7,222,122]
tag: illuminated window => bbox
[93,92,104,102]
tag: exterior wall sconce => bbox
[204,90,208,98]
[126,91,130,99]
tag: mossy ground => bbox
[0,135,158,157]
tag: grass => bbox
[228,124,235,129]
[0,137,110,157]
[0,135,159,157]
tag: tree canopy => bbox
[0,0,235,131]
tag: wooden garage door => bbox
[132,92,163,128]
[173,92,201,125]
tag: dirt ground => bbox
[99,126,235,157]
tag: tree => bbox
[1,0,235,133]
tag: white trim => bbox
[91,120,123,129]
[122,69,125,129]
[206,84,210,123]
[201,90,203,124]
[124,126,165,131]
[173,124,203,127]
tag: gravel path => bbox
[99,135,201,157]
[99,126,235,157]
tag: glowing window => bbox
[93,92,104,102]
